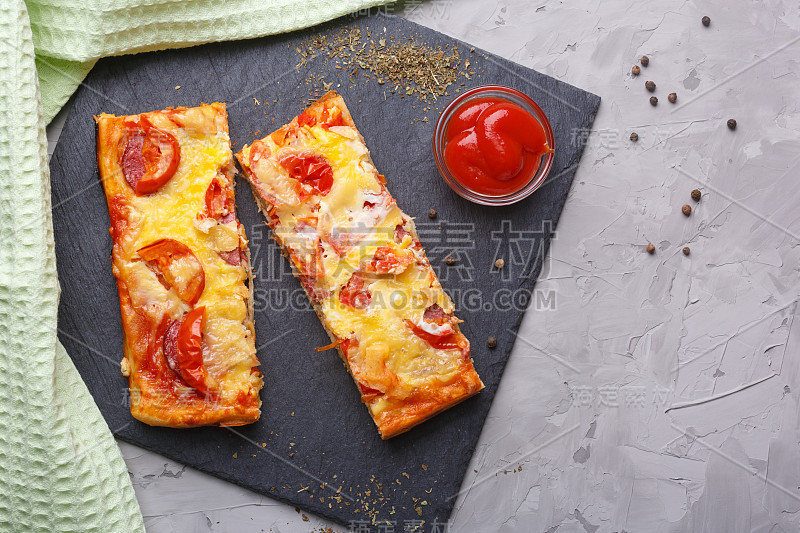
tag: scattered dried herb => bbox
[640,55,650,67]
[645,80,656,92]
[650,96,658,106]
[487,337,498,349]
[683,246,691,255]
[727,118,737,130]
[682,204,692,216]
[631,65,640,76]
[646,243,656,254]
[702,16,711,27]
[428,208,438,219]
[295,27,468,104]
[630,132,639,142]
[445,255,455,265]
[691,189,701,201]
[668,92,677,103]
[494,258,505,269]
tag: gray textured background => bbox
[47,0,800,531]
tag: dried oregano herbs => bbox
[293,26,477,105]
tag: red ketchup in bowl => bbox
[443,97,551,196]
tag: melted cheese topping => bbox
[240,120,466,411]
[98,104,258,406]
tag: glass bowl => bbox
[432,85,555,206]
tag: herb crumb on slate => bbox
[428,208,437,219]
[646,243,655,254]
[691,189,701,201]
[682,204,692,216]
[630,132,639,142]
[487,337,498,349]
[295,27,470,104]
[645,80,656,92]
[445,255,455,265]
[727,118,737,130]
[650,96,658,106]
[640,55,649,67]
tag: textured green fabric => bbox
[29,0,388,123]
[1,0,385,531]
[0,2,145,531]
[35,56,97,123]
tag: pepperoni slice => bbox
[299,274,330,303]
[204,178,235,220]
[120,116,181,195]
[368,246,415,274]
[423,303,449,324]
[404,304,469,353]
[339,273,371,309]
[341,337,359,358]
[120,133,145,189]
[162,319,181,374]
[394,224,411,243]
[218,249,243,266]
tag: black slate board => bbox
[50,12,599,531]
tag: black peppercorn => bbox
[683,246,691,255]
[445,255,455,265]
[650,96,658,106]
[630,132,639,142]
[691,189,701,201]
[428,208,437,219]
[682,204,692,216]
[668,92,677,103]
[727,118,737,130]
[645,80,656,92]
[646,243,655,254]
[702,16,710,27]
[487,337,498,349]
[640,55,649,67]
[631,65,640,76]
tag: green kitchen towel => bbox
[0,2,144,531]
[1,0,386,532]
[29,0,389,123]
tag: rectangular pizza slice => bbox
[236,92,483,439]
[96,103,262,427]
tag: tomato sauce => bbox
[443,97,550,196]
